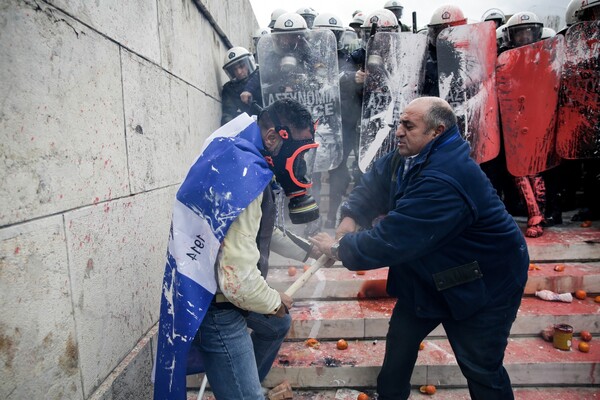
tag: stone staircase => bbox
[187,179,600,399]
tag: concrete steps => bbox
[187,222,600,398]
[189,387,600,399]
[268,262,600,300]
[262,336,600,388]
[284,297,600,340]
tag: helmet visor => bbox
[223,57,255,81]
[272,31,309,55]
[507,24,542,48]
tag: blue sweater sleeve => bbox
[339,152,397,228]
[339,175,474,271]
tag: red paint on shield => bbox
[556,21,600,159]
[496,35,564,176]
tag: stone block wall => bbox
[0,0,257,398]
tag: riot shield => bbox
[436,21,500,164]
[358,32,427,172]
[258,29,343,172]
[496,36,565,177]
[556,21,600,160]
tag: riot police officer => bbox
[313,12,355,227]
[383,0,411,32]
[296,6,318,29]
[502,11,549,237]
[481,8,506,29]
[422,5,467,97]
[220,47,259,125]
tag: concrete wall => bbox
[0,0,257,398]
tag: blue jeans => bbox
[377,286,523,400]
[197,304,291,399]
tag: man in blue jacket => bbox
[310,96,529,400]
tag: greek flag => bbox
[153,114,273,399]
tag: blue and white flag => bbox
[153,114,273,399]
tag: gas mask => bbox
[261,107,320,224]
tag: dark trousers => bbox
[377,288,522,400]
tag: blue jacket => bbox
[339,125,529,320]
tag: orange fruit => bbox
[578,341,590,353]
[303,264,310,272]
[528,263,541,271]
[287,266,297,276]
[419,385,436,395]
[581,220,592,227]
[595,296,600,303]
[580,331,593,342]
[357,393,369,400]
[356,270,366,275]
[554,264,565,272]
[305,338,320,349]
[575,290,587,300]
[419,341,425,350]
[336,339,348,350]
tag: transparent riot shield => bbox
[556,21,600,160]
[258,29,343,172]
[497,35,564,177]
[436,21,500,164]
[358,32,427,172]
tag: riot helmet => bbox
[504,11,543,49]
[384,0,404,22]
[496,24,506,49]
[482,8,506,28]
[222,47,256,81]
[541,27,557,39]
[349,11,366,37]
[258,99,320,224]
[427,5,467,47]
[574,0,600,22]
[296,7,318,29]
[360,9,399,48]
[313,12,345,45]
[268,8,287,29]
[252,27,269,52]
[565,0,580,26]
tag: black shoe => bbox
[542,215,562,227]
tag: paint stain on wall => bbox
[58,333,78,374]
[85,258,94,278]
[0,330,17,368]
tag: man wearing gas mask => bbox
[180,98,319,399]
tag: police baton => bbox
[412,11,418,34]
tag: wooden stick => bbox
[284,254,330,297]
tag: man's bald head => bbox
[408,97,457,132]
[395,97,457,157]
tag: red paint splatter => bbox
[14,247,20,255]
[357,279,388,298]
[93,197,100,204]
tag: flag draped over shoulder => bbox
[153,114,273,399]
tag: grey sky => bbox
[249,0,570,31]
